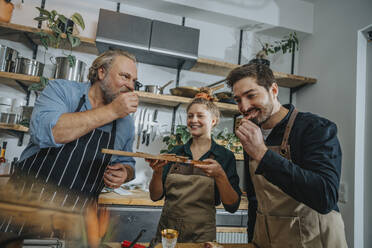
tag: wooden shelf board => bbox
[136,91,239,114]
[1,22,317,88]
[0,21,98,55]
[191,58,317,88]
[0,71,40,86]
[0,123,29,132]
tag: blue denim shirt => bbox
[20,79,136,170]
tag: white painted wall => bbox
[296,0,372,246]
[364,35,372,248]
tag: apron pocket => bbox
[266,215,302,247]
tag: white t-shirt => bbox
[261,128,273,141]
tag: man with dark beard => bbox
[227,63,348,248]
[1,50,138,235]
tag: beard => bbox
[244,101,274,126]
[99,76,119,104]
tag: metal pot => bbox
[54,57,87,82]
[144,80,173,94]
[0,44,18,72]
[15,57,44,76]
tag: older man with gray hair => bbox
[3,50,138,235]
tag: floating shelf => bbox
[0,123,29,132]
[136,91,239,114]
[0,71,240,114]
[0,21,317,88]
[0,22,97,54]
[191,58,317,88]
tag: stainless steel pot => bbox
[15,57,44,76]
[54,57,86,82]
[0,44,19,72]
[144,80,173,94]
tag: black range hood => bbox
[96,9,200,70]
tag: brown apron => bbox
[156,156,216,242]
[250,109,348,248]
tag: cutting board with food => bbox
[101,149,212,165]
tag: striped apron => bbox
[0,95,116,236]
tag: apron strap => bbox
[280,108,298,151]
[74,94,117,138]
[75,95,86,112]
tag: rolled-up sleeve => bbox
[111,115,136,171]
[30,80,72,148]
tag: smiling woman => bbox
[146,92,242,243]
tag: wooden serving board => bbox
[101,149,211,165]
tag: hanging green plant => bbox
[34,7,85,67]
[28,76,49,92]
[255,32,299,59]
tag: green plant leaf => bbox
[36,7,51,17]
[71,13,85,30]
[68,35,81,48]
[67,55,76,67]
[57,14,67,25]
[50,25,62,35]
[34,16,49,22]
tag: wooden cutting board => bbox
[101,149,211,165]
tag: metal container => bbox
[21,106,33,121]
[0,44,18,72]
[0,96,12,106]
[144,80,173,94]
[15,57,44,76]
[54,57,86,82]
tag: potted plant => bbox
[160,125,242,156]
[0,0,14,23]
[249,32,299,67]
[34,7,85,67]
[161,125,191,153]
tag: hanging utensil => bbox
[151,110,159,142]
[136,108,147,150]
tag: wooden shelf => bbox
[191,58,317,88]
[0,72,239,114]
[0,71,40,86]
[136,91,239,114]
[0,21,317,88]
[0,22,97,54]
[0,123,29,132]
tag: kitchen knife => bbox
[136,108,147,150]
[145,113,152,146]
[142,112,150,144]
[127,229,146,248]
[151,110,158,142]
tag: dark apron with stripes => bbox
[0,95,116,235]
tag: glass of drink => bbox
[161,229,178,248]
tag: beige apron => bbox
[250,109,348,248]
[156,156,216,242]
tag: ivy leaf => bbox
[69,35,81,48]
[67,55,76,67]
[71,13,85,30]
